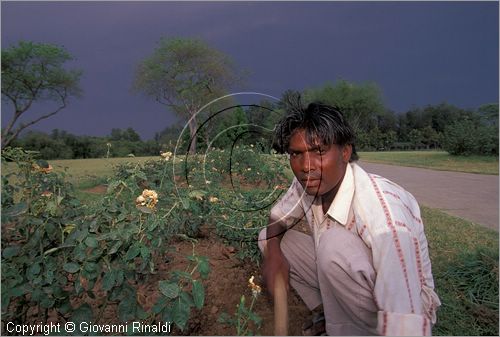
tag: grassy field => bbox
[359,151,499,175]
[423,206,498,335]
[2,156,158,188]
[48,156,158,186]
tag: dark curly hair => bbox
[273,94,358,161]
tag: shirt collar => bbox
[326,163,354,226]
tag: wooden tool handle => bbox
[273,273,289,336]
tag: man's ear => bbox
[342,144,352,163]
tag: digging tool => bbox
[273,272,289,335]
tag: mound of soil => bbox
[164,228,310,336]
[83,184,108,194]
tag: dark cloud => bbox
[2,1,498,140]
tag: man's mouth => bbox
[301,178,321,188]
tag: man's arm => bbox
[262,216,290,299]
[351,165,440,335]
[262,178,305,298]
[368,196,439,335]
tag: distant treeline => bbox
[9,99,499,160]
[3,40,498,159]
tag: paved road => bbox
[358,161,499,231]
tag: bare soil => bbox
[162,229,310,335]
[83,184,108,194]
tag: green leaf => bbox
[71,303,93,332]
[44,269,54,284]
[31,288,44,302]
[125,244,141,260]
[40,296,55,309]
[83,262,98,273]
[10,285,29,297]
[188,190,207,200]
[197,256,210,279]
[74,276,83,295]
[140,246,150,259]
[27,263,41,278]
[152,296,168,314]
[116,270,124,286]
[172,297,190,331]
[217,312,233,324]
[136,306,149,320]
[2,246,20,259]
[181,198,190,210]
[136,205,153,214]
[158,281,179,299]
[108,241,122,255]
[179,290,194,307]
[102,271,116,292]
[57,299,72,315]
[172,270,193,280]
[56,195,64,205]
[161,306,173,324]
[63,263,80,273]
[45,222,58,237]
[118,297,136,322]
[192,280,205,309]
[106,180,121,193]
[84,236,99,248]
[4,202,28,217]
[72,243,87,262]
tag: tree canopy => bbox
[133,37,241,153]
[1,41,82,148]
[303,79,386,132]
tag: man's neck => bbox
[321,186,338,214]
[321,167,348,214]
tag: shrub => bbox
[1,148,210,333]
[442,119,498,156]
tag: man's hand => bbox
[262,237,290,299]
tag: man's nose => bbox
[301,153,316,172]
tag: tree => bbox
[133,37,240,154]
[408,129,424,150]
[156,124,184,151]
[477,103,499,127]
[211,106,249,148]
[123,127,141,142]
[110,127,141,142]
[303,80,386,132]
[420,126,440,149]
[1,41,82,148]
[13,130,73,159]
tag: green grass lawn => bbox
[359,151,499,175]
[422,206,498,335]
[48,156,159,186]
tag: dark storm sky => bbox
[1,1,498,140]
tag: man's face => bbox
[288,128,351,197]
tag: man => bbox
[259,99,441,335]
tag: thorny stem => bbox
[138,213,144,242]
[159,159,169,190]
[161,201,179,219]
[241,295,257,335]
[115,185,125,198]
